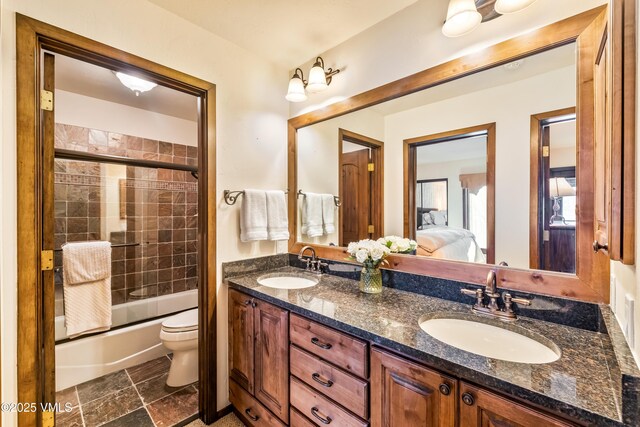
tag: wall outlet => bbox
[625,294,635,349]
[610,274,616,311]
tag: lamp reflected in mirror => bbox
[549,177,576,225]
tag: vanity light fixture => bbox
[494,0,538,14]
[285,56,340,102]
[114,71,157,96]
[442,0,482,38]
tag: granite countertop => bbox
[226,266,640,426]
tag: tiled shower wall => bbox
[54,124,198,316]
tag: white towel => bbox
[322,194,336,234]
[62,241,112,339]
[240,189,268,242]
[266,190,290,241]
[301,192,324,237]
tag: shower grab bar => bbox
[55,149,198,174]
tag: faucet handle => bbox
[510,296,531,306]
[461,288,484,308]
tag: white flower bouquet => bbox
[377,235,418,254]
[346,239,391,268]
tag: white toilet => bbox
[160,308,199,387]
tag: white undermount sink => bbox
[257,273,319,290]
[419,318,560,364]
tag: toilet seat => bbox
[162,309,198,333]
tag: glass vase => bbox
[359,265,383,294]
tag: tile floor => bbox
[56,354,199,427]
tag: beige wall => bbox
[288,0,607,118]
[56,89,198,147]
[0,0,289,422]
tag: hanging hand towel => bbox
[240,189,268,242]
[301,192,324,237]
[322,194,336,234]
[266,190,290,241]
[62,241,112,339]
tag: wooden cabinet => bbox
[230,292,581,427]
[370,348,456,427]
[228,289,289,424]
[458,382,574,427]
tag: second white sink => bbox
[419,317,560,364]
[257,273,319,290]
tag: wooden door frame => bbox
[403,123,496,264]
[529,107,577,270]
[338,129,384,244]
[16,14,218,425]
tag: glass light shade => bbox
[285,76,307,102]
[549,177,576,198]
[115,72,157,96]
[442,0,482,37]
[306,64,328,93]
[495,0,538,14]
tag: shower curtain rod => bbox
[55,148,198,174]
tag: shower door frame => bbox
[16,14,218,426]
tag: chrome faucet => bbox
[298,246,327,274]
[461,269,531,321]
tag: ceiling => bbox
[147,0,417,68]
[54,53,199,121]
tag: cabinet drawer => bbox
[290,376,369,427]
[291,345,369,419]
[290,314,368,378]
[290,408,316,427]
[229,379,286,427]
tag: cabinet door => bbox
[593,19,611,255]
[229,289,255,394]
[371,348,456,427]
[459,382,573,427]
[254,299,289,423]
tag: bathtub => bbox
[55,289,198,391]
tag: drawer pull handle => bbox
[245,408,259,421]
[439,383,451,395]
[312,372,334,388]
[462,392,475,406]
[311,407,332,424]
[311,337,332,350]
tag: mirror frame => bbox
[288,6,610,303]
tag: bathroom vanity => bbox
[226,262,639,427]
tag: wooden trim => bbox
[403,123,496,264]
[16,14,218,425]
[610,0,636,264]
[338,128,384,245]
[288,6,605,130]
[529,107,577,270]
[287,6,610,303]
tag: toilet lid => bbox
[162,309,198,332]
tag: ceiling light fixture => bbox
[442,0,482,38]
[286,56,340,102]
[494,0,538,14]
[114,71,157,96]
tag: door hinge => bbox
[368,225,375,234]
[41,410,54,427]
[40,90,53,111]
[542,146,550,157]
[41,250,54,271]
[367,163,375,172]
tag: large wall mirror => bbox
[289,7,612,302]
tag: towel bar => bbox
[296,189,341,207]
[223,189,289,206]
